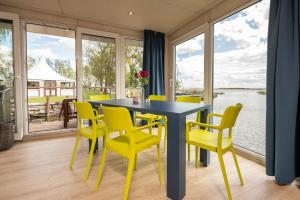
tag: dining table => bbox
[89,99,211,200]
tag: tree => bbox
[27,56,39,70]
[85,41,116,93]
[46,58,75,80]
[125,46,143,88]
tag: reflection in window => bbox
[175,34,205,98]
[125,39,143,98]
[82,34,116,100]
[213,0,270,155]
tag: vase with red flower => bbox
[134,70,149,104]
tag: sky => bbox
[176,0,270,89]
[1,0,270,89]
[26,32,76,70]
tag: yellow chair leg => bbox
[69,135,80,169]
[134,115,137,127]
[102,135,106,148]
[84,138,96,182]
[124,156,135,200]
[148,120,153,134]
[95,146,108,190]
[195,147,199,168]
[157,145,164,185]
[231,146,244,185]
[134,154,138,170]
[163,119,167,153]
[187,144,190,162]
[218,153,232,200]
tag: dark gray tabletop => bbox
[89,99,210,117]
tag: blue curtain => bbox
[143,30,165,97]
[266,0,300,184]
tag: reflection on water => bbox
[213,89,266,155]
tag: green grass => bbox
[28,96,70,104]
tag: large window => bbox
[213,0,269,155]
[125,39,143,98]
[175,33,205,98]
[82,34,116,100]
[26,24,76,133]
[0,20,15,127]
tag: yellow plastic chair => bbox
[69,102,106,182]
[134,95,167,136]
[95,106,163,200]
[186,103,244,200]
[176,96,201,160]
[90,94,111,121]
[90,94,111,101]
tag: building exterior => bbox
[27,59,75,97]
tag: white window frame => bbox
[171,23,212,104]
[76,28,121,100]
[0,11,23,140]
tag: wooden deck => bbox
[29,119,77,133]
[0,133,299,200]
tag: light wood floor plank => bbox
[0,135,299,200]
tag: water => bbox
[213,89,266,155]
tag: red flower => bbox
[140,70,149,78]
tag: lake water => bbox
[187,89,266,156]
[214,89,266,155]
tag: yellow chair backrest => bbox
[90,94,111,101]
[102,106,133,133]
[176,96,201,103]
[74,101,96,120]
[148,95,166,101]
[220,103,243,129]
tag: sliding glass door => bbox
[125,39,143,98]
[213,0,269,155]
[26,24,76,133]
[175,33,205,99]
[0,20,16,128]
[81,34,116,100]
[0,13,22,139]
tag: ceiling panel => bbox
[0,0,224,33]
[0,0,62,14]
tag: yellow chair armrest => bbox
[207,113,223,118]
[187,121,220,130]
[132,122,161,132]
[132,122,162,139]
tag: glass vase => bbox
[140,87,145,104]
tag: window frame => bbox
[171,23,211,103]
[210,0,268,160]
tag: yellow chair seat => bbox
[78,121,106,138]
[108,131,159,157]
[188,129,231,152]
[136,113,159,121]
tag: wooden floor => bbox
[0,133,299,200]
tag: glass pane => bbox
[213,0,270,155]
[175,33,205,121]
[175,34,205,97]
[82,34,116,100]
[26,24,76,133]
[0,20,16,129]
[125,39,143,98]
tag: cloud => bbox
[176,0,269,89]
[27,33,76,69]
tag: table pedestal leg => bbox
[167,115,186,200]
[200,108,211,167]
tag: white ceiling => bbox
[0,0,224,33]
